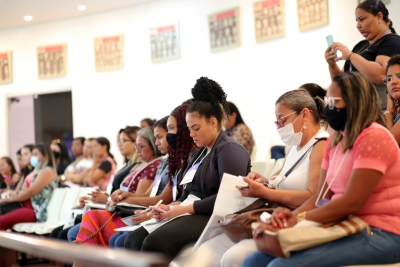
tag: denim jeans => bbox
[243,228,400,267]
[67,223,81,242]
[109,232,130,248]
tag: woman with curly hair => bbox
[124,77,251,259]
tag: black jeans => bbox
[124,215,210,258]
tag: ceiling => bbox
[0,0,156,30]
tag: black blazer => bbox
[178,131,251,215]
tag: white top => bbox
[272,129,329,191]
[75,158,94,169]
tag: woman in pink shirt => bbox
[244,71,400,267]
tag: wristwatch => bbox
[297,211,307,223]
[384,110,394,117]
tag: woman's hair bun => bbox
[191,77,227,105]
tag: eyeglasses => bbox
[118,139,133,145]
[324,96,343,110]
[135,144,148,151]
[274,111,297,127]
[383,73,400,85]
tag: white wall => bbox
[0,0,399,166]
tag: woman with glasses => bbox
[383,54,400,145]
[197,89,329,267]
[244,71,400,267]
[325,0,400,110]
[72,127,162,249]
[50,127,142,241]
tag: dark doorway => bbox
[33,91,73,147]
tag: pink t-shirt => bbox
[23,171,37,189]
[321,122,400,235]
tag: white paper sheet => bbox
[193,173,258,250]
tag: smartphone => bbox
[236,185,249,190]
[149,206,166,213]
[326,34,337,60]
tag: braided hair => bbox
[357,0,396,34]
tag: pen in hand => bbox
[147,199,163,216]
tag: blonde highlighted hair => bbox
[330,72,386,150]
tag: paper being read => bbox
[236,176,248,187]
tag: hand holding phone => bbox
[326,34,337,61]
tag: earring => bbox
[303,123,306,129]
[212,128,217,136]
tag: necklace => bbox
[191,147,209,167]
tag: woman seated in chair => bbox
[0,143,57,230]
[81,137,116,191]
[225,101,255,155]
[72,127,162,248]
[198,89,329,267]
[383,54,400,146]
[0,156,20,191]
[244,72,400,267]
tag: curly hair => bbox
[167,104,193,184]
[187,77,229,128]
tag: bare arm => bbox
[123,185,174,207]
[348,54,389,84]
[11,169,55,202]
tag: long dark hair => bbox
[21,144,34,178]
[33,143,56,169]
[357,0,396,33]
[187,77,229,129]
[227,101,245,126]
[168,104,194,184]
[52,140,71,164]
[95,137,115,162]
[0,156,17,176]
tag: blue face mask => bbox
[30,156,41,168]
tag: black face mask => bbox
[166,133,177,149]
[53,151,61,159]
[324,106,347,131]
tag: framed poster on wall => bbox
[359,0,389,4]
[208,7,241,53]
[149,24,180,64]
[94,34,124,71]
[297,0,329,31]
[37,44,67,79]
[254,0,285,42]
[0,51,12,84]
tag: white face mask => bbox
[277,115,303,146]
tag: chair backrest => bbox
[271,158,285,175]
[44,188,68,224]
[58,188,81,221]
[251,161,268,177]
[250,145,258,162]
[264,159,276,178]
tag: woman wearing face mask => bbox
[120,104,197,250]
[244,72,400,267]
[50,140,71,178]
[196,89,329,267]
[124,77,251,259]
[0,143,57,230]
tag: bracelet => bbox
[384,110,394,118]
[348,52,354,61]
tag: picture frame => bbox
[149,24,180,64]
[358,0,390,4]
[254,0,286,42]
[94,34,124,71]
[208,7,241,53]
[297,0,329,31]
[37,43,67,79]
[0,51,13,84]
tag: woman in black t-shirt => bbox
[325,0,400,110]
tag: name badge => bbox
[172,175,177,201]
[150,174,162,197]
[119,185,129,192]
[180,162,201,185]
